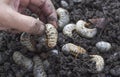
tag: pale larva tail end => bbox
[63,24,76,38]
[90,55,104,72]
[76,20,97,38]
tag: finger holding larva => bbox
[45,24,58,48]
[62,43,86,57]
[20,32,36,51]
[13,51,33,70]
[63,24,76,37]
[56,8,70,29]
[76,20,97,38]
[33,56,47,77]
[96,41,111,52]
[90,55,104,72]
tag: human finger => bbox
[0,4,45,35]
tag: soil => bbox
[0,0,120,77]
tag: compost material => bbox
[0,0,120,77]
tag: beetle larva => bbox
[62,43,86,57]
[76,20,97,38]
[45,24,58,48]
[20,32,35,51]
[90,55,104,72]
[96,41,111,52]
[33,56,47,77]
[63,24,76,37]
[13,51,33,70]
[56,8,70,29]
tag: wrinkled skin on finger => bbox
[20,0,58,27]
[0,0,57,34]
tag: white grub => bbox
[76,20,97,38]
[45,24,58,48]
[62,43,86,57]
[20,32,35,51]
[56,8,70,29]
[63,24,76,37]
[33,56,47,77]
[90,55,104,72]
[13,51,33,70]
[96,41,111,52]
[61,0,69,8]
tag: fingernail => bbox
[47,16,58,28]
[29,19,45,35]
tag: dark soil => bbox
[0,0,120,77]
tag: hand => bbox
[0,0,57,35]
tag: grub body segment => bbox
[63,24,76,37]
[33,56,47,77]
[20,32,35,51]
[13,51,33,70]
[76,20,97,38]
[90,55,104,72]
[45,24,58,48]
[62,43,86,57]
[56,8,70,29]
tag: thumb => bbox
[0,4,45,35]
